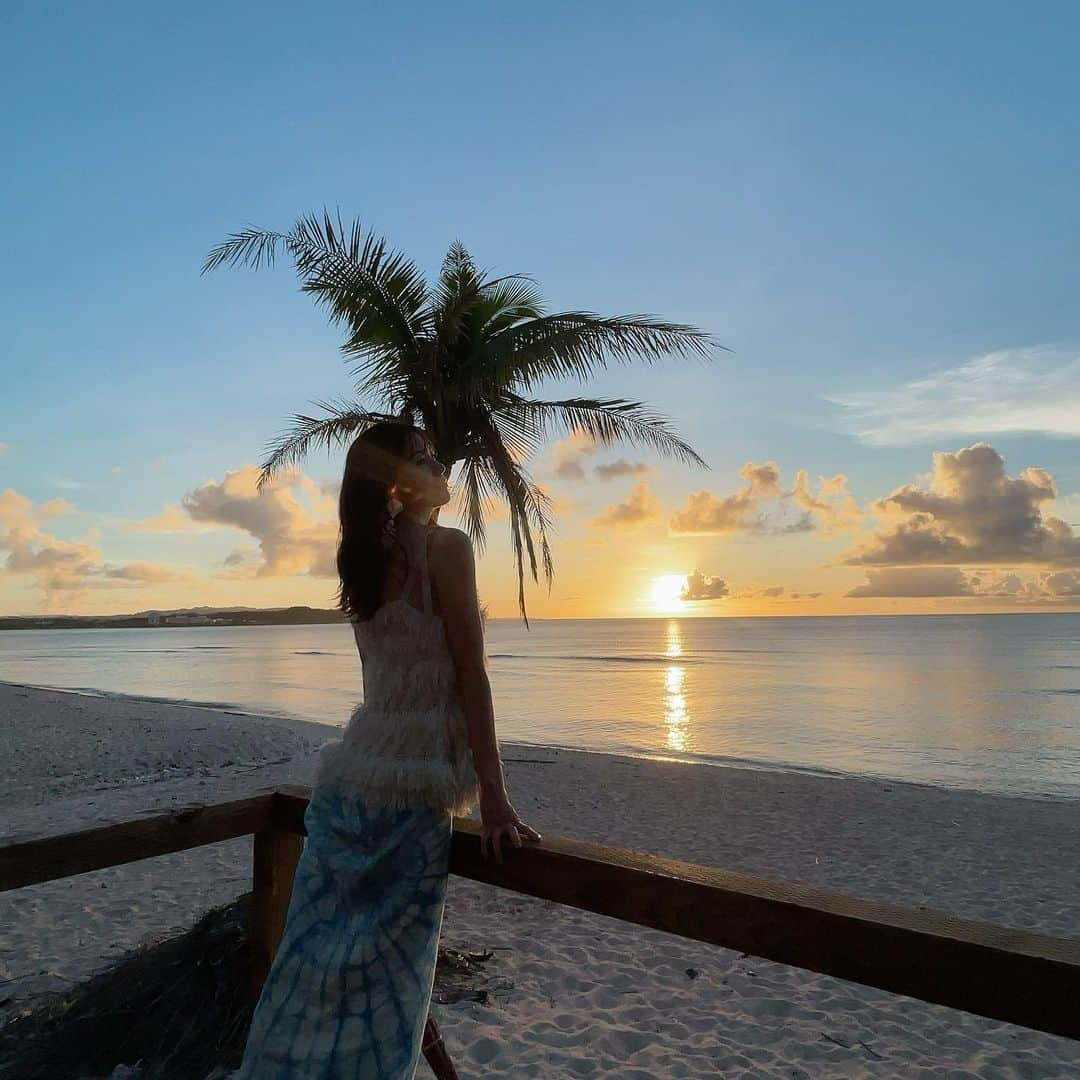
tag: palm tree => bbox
[204,213,718,621]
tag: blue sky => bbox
[2,2,1079,616]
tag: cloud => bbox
[721,583,790,600]
[847,567,976,598]
[791,471,862,534]
[667,461,861,537]
[292,474,340,518]
[552,431,598,481]
[182,465,338,577]
[848,564,1080,602]
[122,504,198,533]
[590,480,663,529]
[971,571,1026,597]
[680,569,729,600]
[1036,570,1080,597]
[550,432,655,485]
[0,488,187,608]
[1050,492,1080,527]
[36,498,75,521]
[731,583,789,600]
[843,444,1080,567]
[101,562,188,583]
[0,441,8,453]
[829,346,1080,445]
[223,545,257,568]
[594,459,654,481]
[669,461,780,534]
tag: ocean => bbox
[2,613,1078,799]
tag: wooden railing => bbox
[2,784,1078,1042]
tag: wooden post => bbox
[251,828,304,999]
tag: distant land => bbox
[0,606,347,631]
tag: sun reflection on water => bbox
[663,620,690,751]
[665,620,683,658]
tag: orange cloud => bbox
[680,569,729,600]
[844,444,1080,567]
[0,487,189,610]
[182,465,337,578]
[122,504,198,533]
[594,459,654,481]
[669,461,779,534]
[551,430,598,481]
[847,567,975,598]
[590,480,663,529]
[791,471,862,534]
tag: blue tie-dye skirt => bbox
[234,785,452,1079]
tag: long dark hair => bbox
[336,421,427,621]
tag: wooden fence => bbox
[2,784,1077,1042]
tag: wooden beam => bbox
[270,789,1080,1037]
[443,817,1080,1041]
[269,784,312,836]
[5,786,1077,1042]
[0,792,276,892]
[251,828,304,998]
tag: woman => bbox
[235,421,541,1078]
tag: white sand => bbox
[1,681,1078,1077]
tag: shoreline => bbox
[2,682,1078,1076]
[6,609,1080,626]
[4,678,1075,807]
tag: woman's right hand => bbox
[478,781,542,864]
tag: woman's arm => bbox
[430,527,541,860]
[430,527,502,782]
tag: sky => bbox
[2,2,1079,619]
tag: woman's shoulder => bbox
[428,524,474,564]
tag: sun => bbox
[650,574,687,611]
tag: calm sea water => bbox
[2,614,1078,798]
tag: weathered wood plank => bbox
[0,792,276,892]
[5,786,1078,1041]
[443,817,1080,1040]
[269,785,312,836]
[251,828,304,997]
[270,792,1080,1040]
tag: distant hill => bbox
[0,606,347,630]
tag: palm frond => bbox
[286,213,429,364]
[470,275,546,338]
[257,401,392,491]
[486,312,721,391]
[501,396,708,468]
[439,241,482,284]
[431,243,485,358]
[452,453,500,553]
[489,407,546,464]
[473,420,555,622]
[202,226,289,274]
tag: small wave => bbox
[294,650,334,656]
[129,646,235,654]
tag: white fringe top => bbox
[315,529,479,816]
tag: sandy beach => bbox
[1,681,1078,1078]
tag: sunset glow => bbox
[2,9,1078,624]
[650,575,688,612]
